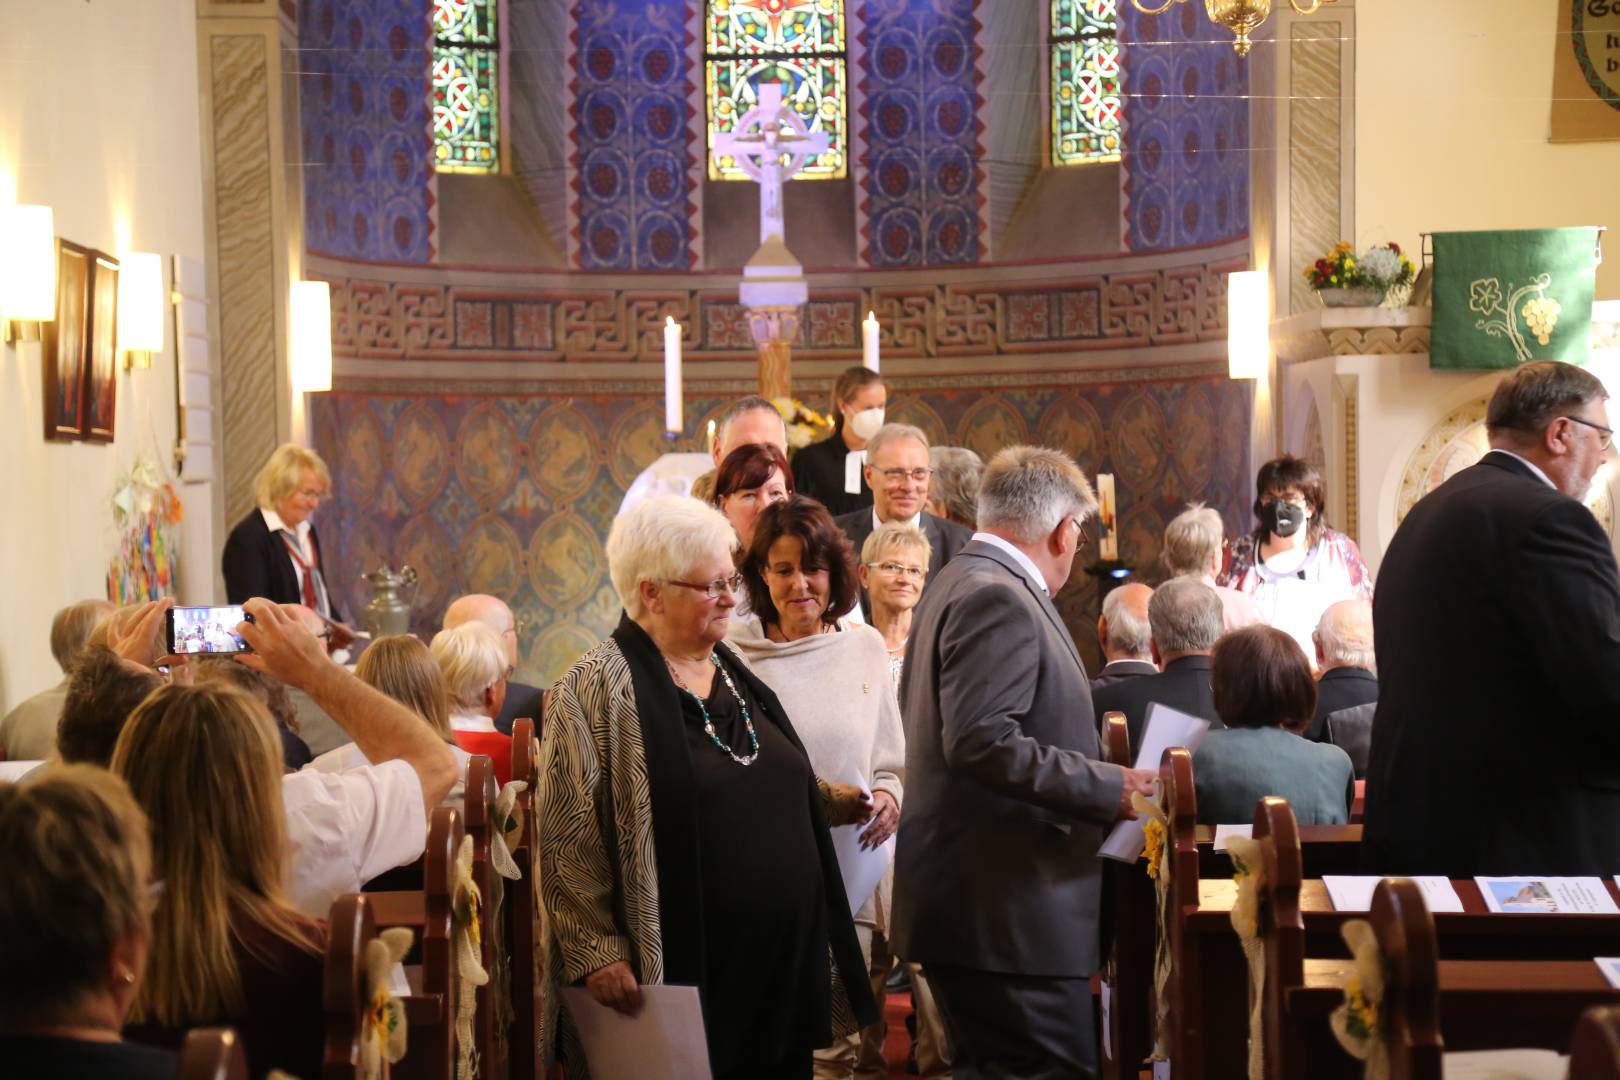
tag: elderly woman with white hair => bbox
[539,495,878,1080]
[222,443,354,649]
[1161,502,1262,633]
[429,621,514,786]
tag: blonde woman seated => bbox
[117,684,327,1080]
[728,495,904,1080]
[540,495,876,1080]
[858,522,932,686]
[0,766,173,1079]
[430,621,514,786]
[306,634,473,807]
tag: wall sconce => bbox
[1,204,57,343]
[1227,270,1269,380]
[290,280,332,393]
[117,252,164,370]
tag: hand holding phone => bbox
[166,605,253,656]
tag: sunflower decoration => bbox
[492,779,528,881]
[452,834,490,1080]
[1225,835,1269,1080]
[359,926,414,1078]
[1330,918,1388,1079]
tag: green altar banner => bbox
[1430,227,1601,371]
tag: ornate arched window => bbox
[1050,0,1121,165]
[433,0,501,172]
[705,0,847,180]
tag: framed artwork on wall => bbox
[83,253,120,442]
[42,240,90,441]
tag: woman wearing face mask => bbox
[1219,455,1373,664]
[791,366,888,517]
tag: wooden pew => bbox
[324,894,377,1080]
[463,754,505,1080]
[1572,1007,1620,1080]
[178,1027,248,1080]
[371,806,462,1080]
[1268,876,1620,1078]
[1255,804,1620,1078]
[507,718,541,1080]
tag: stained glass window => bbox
[1050,0,1121,166]
[706,0,847,181]
[433,0,500,172]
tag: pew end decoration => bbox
[453,833,490,1080]
[326,893,414,1080]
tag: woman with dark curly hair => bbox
[729,495,904,1080]
[1219,454,1372,662]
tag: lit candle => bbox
[1096,473,1119,561]
[664,316,682,435]
[863,310,880,372]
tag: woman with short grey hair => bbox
[539,495,877,1079]
[1162,502,1261,632]
[926,446,982,530]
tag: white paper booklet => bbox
[560,984,713,1079]
[1099,702,1211,863]
[1211,824,1251,851]
[1596,958,1620,990]
[1475,876,1620,914]
[1323,876,1465,913]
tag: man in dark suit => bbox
[834,423,972,619]
[893,445,1154,1079]
[1090,582,1156,689]
[1306,598,1378,741]
[1365,360,1620,877]
[443,594,542,737]
[1091,577,1225,752]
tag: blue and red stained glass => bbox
[434,0,499,172]
[1051,0,1121,165]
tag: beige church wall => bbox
[0,0,215,714]
[1355,0,1620,299]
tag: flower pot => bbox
[1316,286,1385,308]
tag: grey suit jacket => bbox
[891,540,1125,977]
[833,508,973,620]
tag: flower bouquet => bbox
[1304,241,1416,307]
[771,397,835,451]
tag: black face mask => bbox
[1261,500,1306,538]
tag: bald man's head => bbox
[445,594,518,665]
[1314,598,1374,673]
[1098,582,1154,663]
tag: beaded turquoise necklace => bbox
[666,654,760,766]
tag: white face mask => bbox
[848,407,885,441]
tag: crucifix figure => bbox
[712,83,830,246]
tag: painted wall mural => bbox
[300,0,437,262]
[567,0,702,270]
[854,0,989,266]
[1117,2,1249,251]
[309,373,1251,683]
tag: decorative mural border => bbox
[314,249,1244,362]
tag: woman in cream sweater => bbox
[729,495,904,1080]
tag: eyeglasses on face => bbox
[875,467,932,485]
[1562,414,1615,451]
[666,572,745,599]
[870,561,926,581]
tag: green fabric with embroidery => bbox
[1430,227,1600,370]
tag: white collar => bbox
[1488,449,1557,490]
[873,507,922,532]
[261,507,313,539]
[971,532,1049,596]
[449,710,497,733]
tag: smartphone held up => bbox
[166,605,252,656]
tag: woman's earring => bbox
[116,965,136,985]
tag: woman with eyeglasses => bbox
[712,441,794,552]
[539,495,878,1080]
[858,522,933,685]
[727,495,905,1080]
[1219,455,1372,663]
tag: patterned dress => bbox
[1220,527,1373,660]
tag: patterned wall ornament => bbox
[528,513,605,610]
[396,512,455,614]
[342,402,387,505]
[958,396,1031,463]
[456,402,521,506]
[530,622,608,687]
[1109,391,1169,490]
[1170,384,1216,492]
[607,402,673,490]
[528,404,599,502]
[393,402,452,508]
[568,0,701,270]
[1118,502,1167,573]
[300,0,436,262]
[886,397,950,449]
[460,513,527,599]
[1037,395,1108,476]
[854,0,989,267]
[1117,3,1249,252]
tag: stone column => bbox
[195,0,304,525]
[748,306,800,399]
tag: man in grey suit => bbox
[892,445,1156,1079]
[834,423,973,619]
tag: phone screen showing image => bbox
[167,605,250,655]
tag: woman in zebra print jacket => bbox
[538,496,878,1080]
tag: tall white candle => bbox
[1097,473,1119,561]
[863,311,880,372]
[664,316,683,434]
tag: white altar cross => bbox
[711,83,830,246]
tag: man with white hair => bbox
[444,593,542,736]
[1092,577,1226,752]
[1307,598,1377,741]
[1091,582,1156,689]
[892,445,1155,1079]
[835,423,972,619]
[690,395,790,503]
